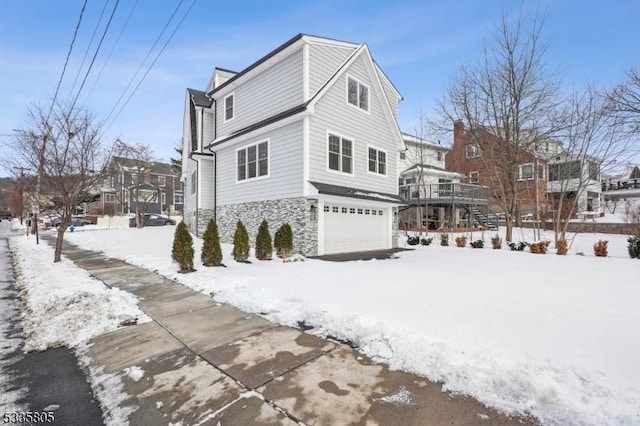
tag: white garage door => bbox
[322,204,389,254]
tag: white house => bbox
[182,34,405,256]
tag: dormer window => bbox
[347,76,369,112]
[224,93,234,122]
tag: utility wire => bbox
[105,0,197,132]
[83,0,140,103]
[69,0,110,98]
[103,0,185,125]
[69,0,121,114]
[45,0,88,125]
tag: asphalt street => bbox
[0,220,104,426]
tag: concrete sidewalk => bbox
[44,235,537,425]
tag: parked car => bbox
[129,214,176,227]
[51,217,92,228]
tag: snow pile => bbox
[9,235,150,351]
[61,226,640,425]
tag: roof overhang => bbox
[309,181,406,205]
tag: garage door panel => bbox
[323,204,389,254]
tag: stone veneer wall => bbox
[210,197,319,257]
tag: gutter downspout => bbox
[207,97,217,221]
[188,153,199,236]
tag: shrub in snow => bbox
[491,235,502,249]
[201,219,223,266]
[528,240,550,254]
[556,238,568,255]
[508,241,527,251]
[470,239,484,248]
[407,236,420,245]
[274,223,293,259]
[172,222,194,273]
[255,219,273,261]
[627,236,640,259]
[455,236,467,247]
[420,237,433,246]
[232,220,250,262]
[440,233,449,246]
[593,240,608,257]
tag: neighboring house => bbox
[602,163,640,213]
[97,157,183,216]
[446,121,548,218]
[182,34,405,256]
[545,152,602,215]
[397,133,489,230]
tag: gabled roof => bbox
[112,157,177,176]
[306,43,404,149]
[187,88,212,108]
[402,132,449,151]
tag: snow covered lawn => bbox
[51,226,640,425]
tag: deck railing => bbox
[399,183,490,202]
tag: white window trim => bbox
[518,163,535,181]
[366,144,388,176]
[223,92,235,123]
[465,144,481,159]
[345,74,370,114]
[174,193,184,204]
[236,139,270,183]
[158,175,166,187]
[103,193,116,203]
[326,130,355,177]
[469,171,479,183]
[537,163,546,180]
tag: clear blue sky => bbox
[0,0,638,175]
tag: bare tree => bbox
[6,101,114,262]
[608,66,640,132]
[439,9,563,241]
[548,85,636,241]
[115,140,161,228]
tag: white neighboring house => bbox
[534,138,603,214]
[602,163,640,213]
[182,34,405,256]
[397,133,496,230]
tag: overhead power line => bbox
[69,0,121,114]
[103,0,186,126]
[105,0,198,133]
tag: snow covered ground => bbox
[12,223,640,425]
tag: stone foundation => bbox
[215,198,319,257]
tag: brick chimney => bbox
[453,120,465,144]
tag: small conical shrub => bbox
[255,219,273,260]
[201,219,223,266]
[172,222,194,273]
[274,223,293,258]
[232,220,250,262]
[627,236,640,259]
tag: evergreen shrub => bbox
[172,222,194,272]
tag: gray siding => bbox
[308,43,355,98]
[200,158,215,209]
[202,110,215,146]
[308,55,398,195]
[376,67,400,119]
[215,48,304,137]
[215,120,305,205]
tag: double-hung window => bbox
[347,76,369,112]
[224,93,234,122]
[465,144,481,158]
[237,141,269,181]
[158,176,165,187]
[328,134,353,174]
[469,171,479,183]
[368,147,387,175]
[519,163,534,180]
